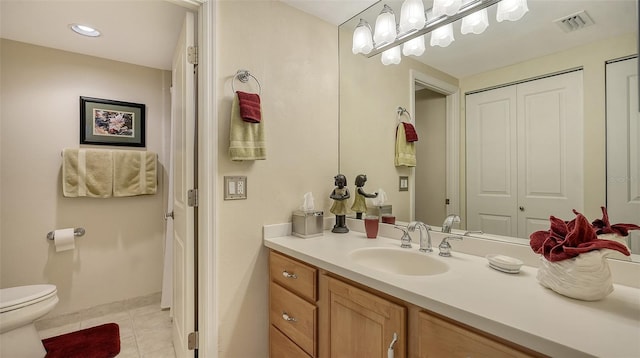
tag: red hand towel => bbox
[402,122,418,142]
[591,206,640,236]
[236,91,261,123]
[530,211,631,262]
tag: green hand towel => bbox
[395,123,416,167]
[229,94,266,161]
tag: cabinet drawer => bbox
[270,251,317,302]
[270,325,312,358]
[418,311,535,358]
[270,282,317,357]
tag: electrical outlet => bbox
[224,176,247,200]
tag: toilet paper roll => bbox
[54,228,75,252]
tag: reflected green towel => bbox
[62,148,113,197]
[395,123,416,167]
[229,94,266,161]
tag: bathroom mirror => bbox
[338,0,639,261]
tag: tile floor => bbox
[35,292,175,358]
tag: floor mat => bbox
[42,323,120,358]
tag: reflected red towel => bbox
[530,210,630,262]
[236,91,261,123]
[402,122,418,142]
[591,206,640,236]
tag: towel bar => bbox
[232,69,262,95]
[47,228,85,240]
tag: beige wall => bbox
[339,25,459,222]
[0,39,170,315]
[216,2,339,356]
[459,32,637,222]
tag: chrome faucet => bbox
[394,226,412,248]
[442,214,461,233]
[408,221,432,253]
[438,236,462,257]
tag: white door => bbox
[466,71,583,238]
[172,11,196,358]
[606,57,640,254]
[516,71,584,237]
[466,86,518,237]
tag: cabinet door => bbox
[417,311,534,358]
[327,277,406,358]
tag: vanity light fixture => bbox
[355,0,528,63]
[70,24,101,37]
[352,19,374,54]
[432,0,462,17]
[399,0,426,33]
[373,4,397,46]
[428,10,455,47]
[461,0,489,34]
[402,35,426,56]
[496,0,529,22]
[381,45,402,65]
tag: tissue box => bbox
[367,205,392,218]
[292,210,323,238]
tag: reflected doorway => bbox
[414,88,447,226]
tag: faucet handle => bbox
[438,236,462,257]
[394,225,412,248]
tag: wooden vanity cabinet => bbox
[269,249,542,358]
[325,275,406,358]
[269,251,318,357]
[415,310,543,358]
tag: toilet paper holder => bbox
[46,228,85,240]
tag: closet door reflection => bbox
[606,57,640,254]
[466,71,584,238]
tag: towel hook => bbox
[397,106,413,124]
[232,69,262,95]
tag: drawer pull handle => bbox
[282,312,297,322]
[387,332,398,358]
[282,270,297,279]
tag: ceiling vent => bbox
[554,10,595,33]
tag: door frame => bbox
[409,70,460,223]
[172,1,217,357]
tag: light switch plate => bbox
[224,176,247,200]
[399,176,409,191]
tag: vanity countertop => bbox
[264,228,640,358]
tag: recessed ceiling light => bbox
[70,24,101,37]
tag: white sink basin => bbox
[349,247,449,276]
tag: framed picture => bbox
[80,96,145,147]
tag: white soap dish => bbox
[486,254,523,273]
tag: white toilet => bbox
[0,284,59,358]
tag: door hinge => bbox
[188,331,199,350]
[188,189,198,207]
[188,46,198,65]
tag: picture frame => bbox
[80,96,146,147]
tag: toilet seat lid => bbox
[0,284,57,313]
